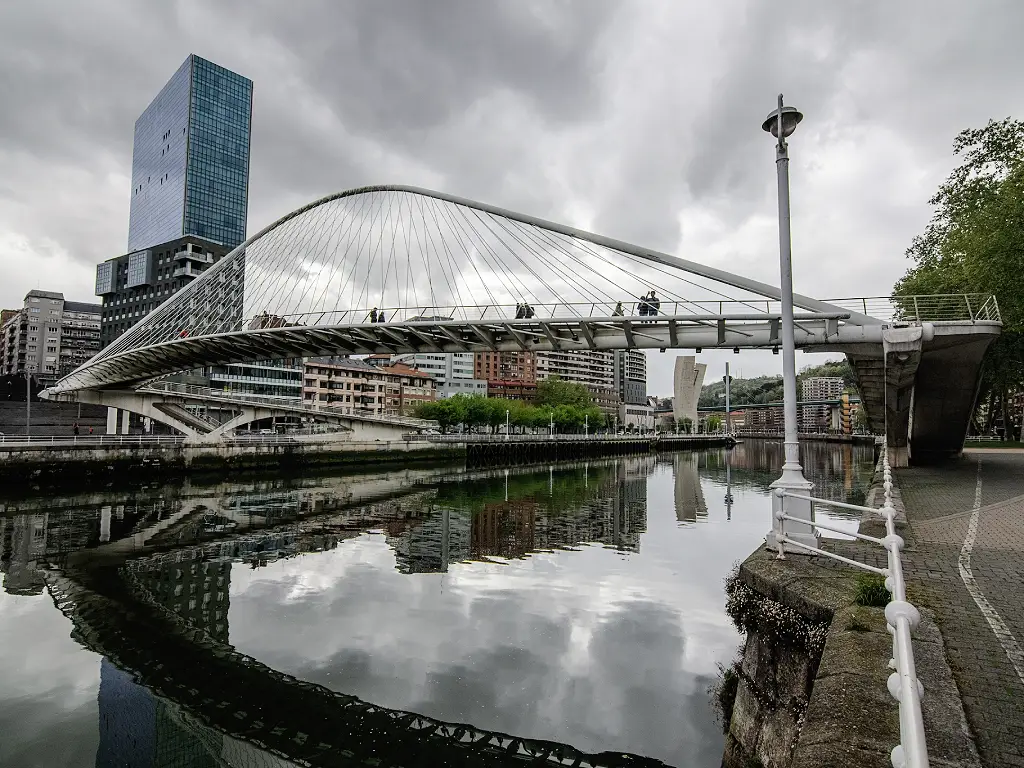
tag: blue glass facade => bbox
[126,55,252,252]
[185,57,252,249]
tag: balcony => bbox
[174,249,214,265]
[173,264,206,279]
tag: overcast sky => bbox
[2,0,1022,394]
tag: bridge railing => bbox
[242,300,850,327]
[823,294,999,324]
[418,432,704,443]
[182,295,996,335]
[772,448,929,768]
[0,434,187,447]
[141,381,435,429]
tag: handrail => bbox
[140,381,435,429]
[773,447,929,768]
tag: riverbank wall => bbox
[733,431,876,445]
[719,461,979,767]
[0,434,735,486]
[0,439,463,487]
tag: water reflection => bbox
[0,441,876,768]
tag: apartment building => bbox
[800,376,845,432]
[0,291,101,387]
[302,359,436,416]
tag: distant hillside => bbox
[697,360,858,408]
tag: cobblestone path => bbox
[899,450,1024,768]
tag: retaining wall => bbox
[720,466,979,767]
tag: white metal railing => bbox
[0,433,435,450]
[185,294,997,331]
[0,434,186,447]
[773,448,928,768]
[141,380,435,429]
[822,294,1000,325]
[420,432,689,443]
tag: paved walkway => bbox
[899,450,1024,768]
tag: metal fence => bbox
[223,294,999,327]
[823,294,1000,324]
[772,448,928,768]
[141,380,436,429]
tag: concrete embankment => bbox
[719,462,980,767]
[0,439,463,487]
[0,434,735,486]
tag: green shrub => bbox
[711,660,741,733]
[854,574,891,607]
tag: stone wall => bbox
[719,459,980,767]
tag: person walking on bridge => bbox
[648,290,660,318]
[369,307,378,323]
[638,295,649,317]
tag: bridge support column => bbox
[882,326,923,468]
[106,407,119,435]
[848,327,923,469]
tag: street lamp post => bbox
[25,366,31,437]
[584,413,589,438]
[549,410,554,438]
[505,409,510,441]
[763,94,817,553]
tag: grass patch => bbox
[854,574,890,607]
[964,440,1024,449]
[847,608,871,632]
[711,660,742,733]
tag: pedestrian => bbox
[638,295,649,317]
[370,307,378,323]
[613,301,624,316]
[524,303,535,319]
[516,303,525,319]
[89,426,94,435]
[376,311,386,323]
[649,290,660,317]
[73,422,79,436]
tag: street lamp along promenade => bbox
[763,94,818,553]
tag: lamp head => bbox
[762,105,803,138]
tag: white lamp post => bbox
[549,410,554,438]
[505,408,510,441]
[584,413,589,437]
[763,94,817,553]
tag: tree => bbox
[895,118,1024,439]
[535,376,591,409]
[706,414,723,433]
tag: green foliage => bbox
[535,377,592,409]
[414,393,605,433]
[697,360,857,409]
[706,414,723,432]
[711,659,742,733]
[853,574,891,607]
[895,118,1024,438]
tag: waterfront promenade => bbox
[899,450,1024,768]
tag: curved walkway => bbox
[899,450,1024,768]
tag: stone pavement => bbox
[898,450,1024,768]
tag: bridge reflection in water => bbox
[19,459,667,767]
[0,443,878,767]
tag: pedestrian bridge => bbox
[40,186,1000,461]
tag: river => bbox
[0,440,875,768]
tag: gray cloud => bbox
[2,0,1024,392]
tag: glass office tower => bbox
[127,55,253,252]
